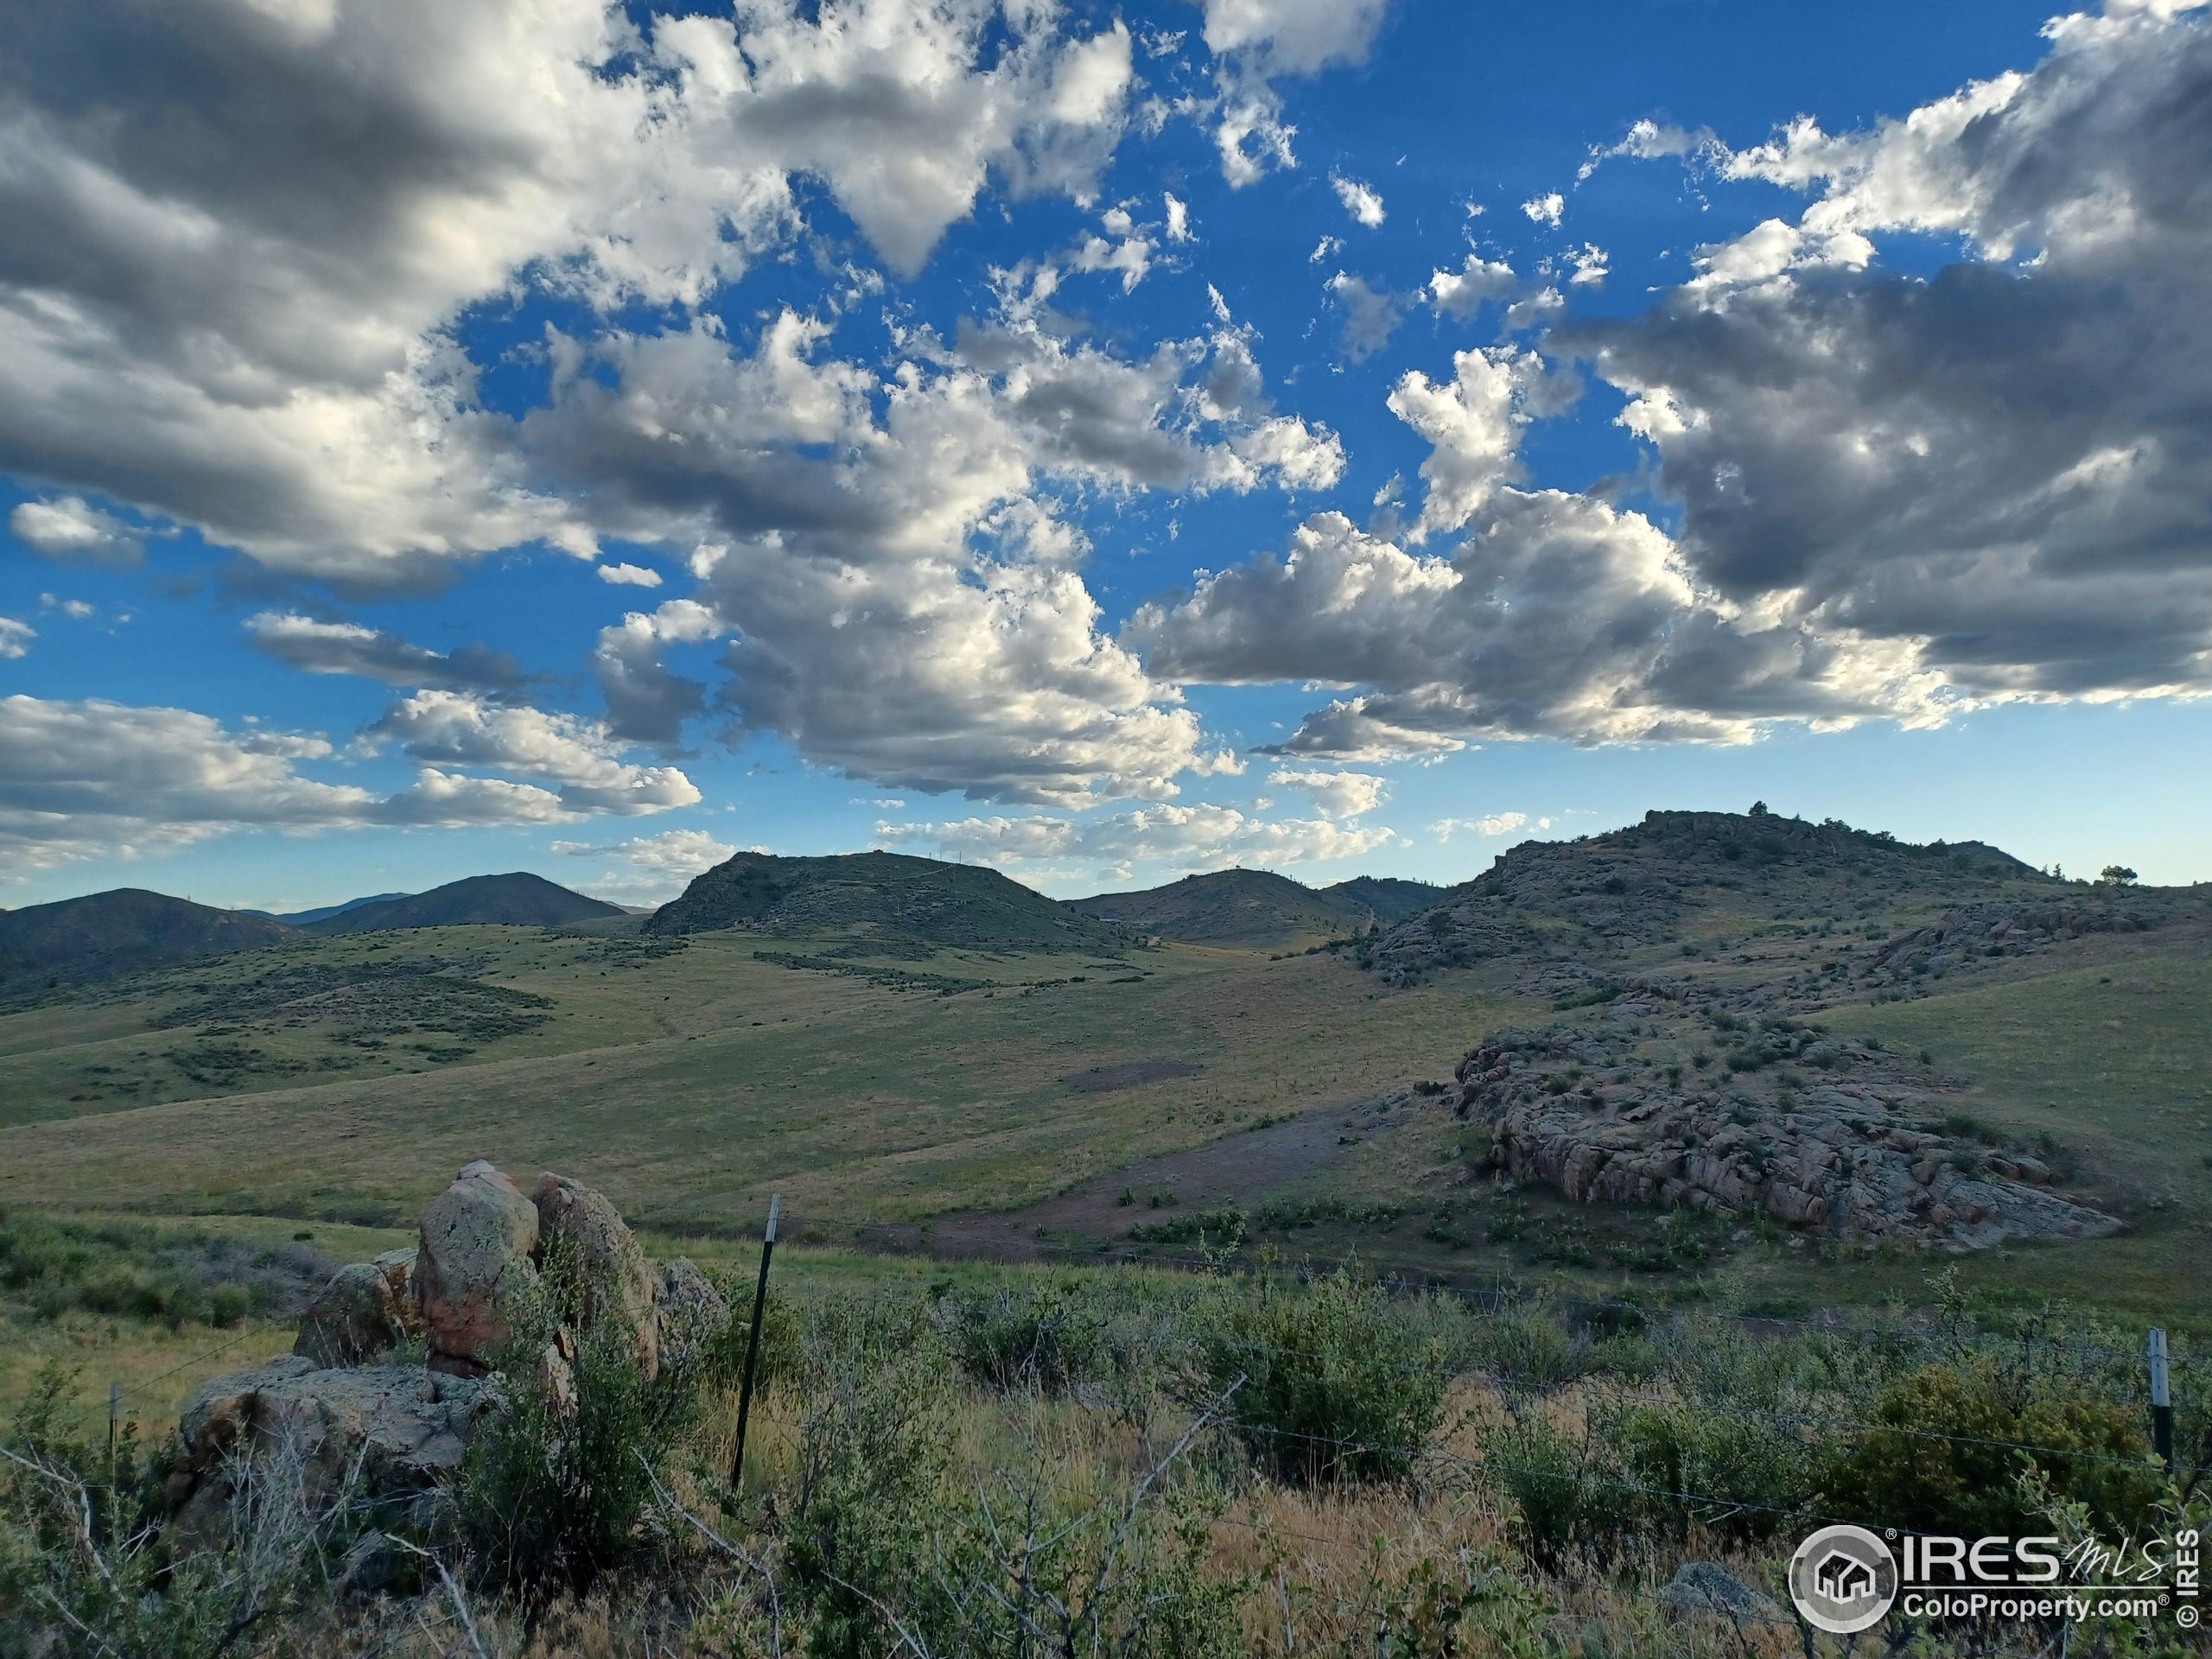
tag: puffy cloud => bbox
[1326,272,1404,362]
[550,826,738,901]
[530,307,1338,801]
[881,798,1402,879]
[1130,500,1941,761]
[0,693,622,870]
[1069,229,1154,292]
[1433,811,1551,839]
[1386,346,1574,539]
[591,600,723,747]
[1330,171,1386,226]
[10,497,145,566]
[1566,243,1609,285]
[0,618,32,658]
[1428,253,1519,318]
[1199,0,1394,75]
[1569,0,2212,702]
[243,612,530,695]
[0,0,1137,582]
[1200,0,1395,184]
[596,563,663,588]
[1521,192,1564,226]
[368,690,699,815]
[1164,192,1193,243]
[1267,766,1386,818]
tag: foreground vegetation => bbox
[5,1246,2204,1657]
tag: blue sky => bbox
[3,0,2209,912]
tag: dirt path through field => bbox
[885,1093,1414,1262]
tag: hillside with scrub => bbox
[2,811,2209,1654]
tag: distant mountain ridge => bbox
[303,874,622,936]
[1067,868,1381,948]
[1321,876,1448,925]
[270,892,412,926]
[0,889,301,994]
[648,849,1120,953]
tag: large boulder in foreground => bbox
[295,1248,420,1369]
[534,1173,658,1381]
[168,1356,493,1550]
[415,1160,540,1376]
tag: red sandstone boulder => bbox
[415,1160,540,1376]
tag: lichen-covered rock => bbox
[169,1357,494,1550]
[534,1173,658,1380]
[416,1160,540,1376]
[1657,1562,1789,1629]
[655,1256,729,1378]
[1451,1026,2120,1249]
[295,1248,419,1369]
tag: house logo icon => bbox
[1815,1550,1876,1603]
[1789,1525,1898,1634]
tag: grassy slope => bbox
[4,843,2209,1331]
[1816,944,2212,1320]
[0,931,1527,1235]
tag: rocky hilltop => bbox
[1360,810,2206,1249]
[166,1162,726,1553]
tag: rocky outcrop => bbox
[168,1356,493,1549]
[1656,1563,1789,1629]
[295,1248,419,1369]
[1451,1028,2120,1249]
[169,1163,721,1549]
[1871,894,2189,986]
[535,1173,659,1381]
[415,1160,540,1376]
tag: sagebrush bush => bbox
[0,1210,304,1330]
[784,1300,959,1659]
[932,1279,1110,1393]
[1194,1267,1452,1484]
[2,1365,343,1659]
[459,1237,701,1596]
[1478,1413,1625,1573]
[1600,1396,1815,1542]
[1821,1356,2165,1538]
[1470,1296,1589,1389]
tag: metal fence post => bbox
[2149,1327,2174,1471]
[729,1193,782,1493]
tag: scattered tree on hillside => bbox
[2099,864,2139,887]
[1749,800,1770,817]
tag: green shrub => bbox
[1471,1298,1588,1389]
[785,1305,959,1659]
[1478,1414,1624,1572]
[1194,1268,1452,1484]
[1,1365,334,1657]
[458,1239,700,1595]
[1821,1357,2164,1538]
[1601,1397,1815,1541]
[932,1280,1109,1393]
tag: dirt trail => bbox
[893,1096,1413,1262]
